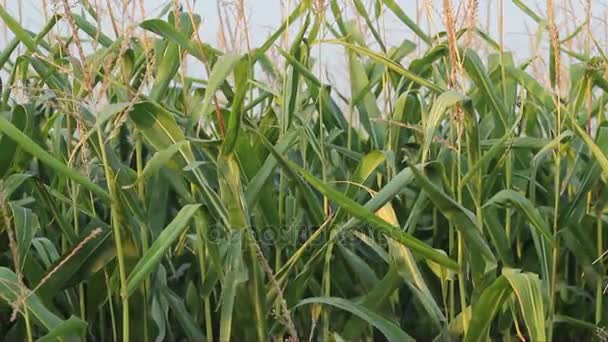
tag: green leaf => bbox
[193,54,242,127]
[297,297,414,342]
[0,115,110,202]
[422,90,469,161]
[464,276,511,341]
[0,106,28,176]
[407,162,496,264]
[348,49,383,146]
[383,0,431,44]
[334,41,444,93]
[512,0,544,24]
[388,239,446,328]
[569,115,608,181]
[219,233,248,342]
[335,150,386,222]
[0,267,86,333]
[161,286,205,341]
[2,173,32,198]
[502,268,547,342]
[37,315,88,342]
[73,13,113,47]
[244,129,297,207]
[140,17,216,62]
[142,141,189,180]
[290,161,459,270]
[36,227,114,301]
[0,5,37,51]
[10,203,40,269]
[484,190,554,245]
[147,13,197,101]
[462,48,509,131]
[222,57,248,155]
[218,154,249,230]
[129,101,228,224]
[125,204,200,297]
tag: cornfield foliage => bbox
[0,0,607,341]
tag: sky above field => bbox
[5,0,539,52]
[1,0,605,90]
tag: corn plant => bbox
[0,0,607,341]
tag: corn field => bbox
[0,0,607,341]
